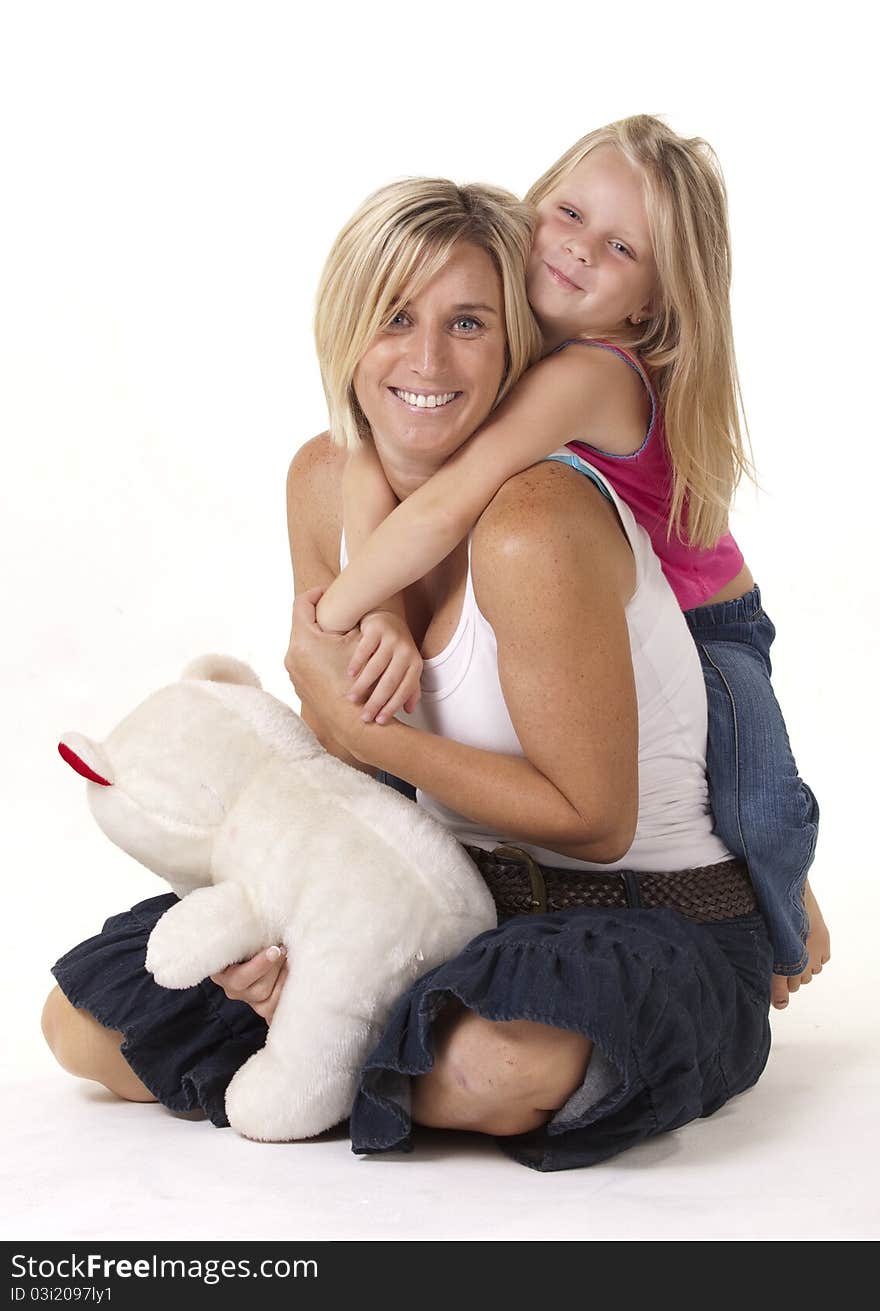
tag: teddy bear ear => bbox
[58,733,114,786]
[181,654,262,689]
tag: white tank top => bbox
[341,453,731,873]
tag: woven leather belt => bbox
[465,844,756,924]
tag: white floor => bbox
[5,947,877,1243]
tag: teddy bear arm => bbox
[145,883,266,989]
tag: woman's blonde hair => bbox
[527,114,753,548]
[315,178,543,451]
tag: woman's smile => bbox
[389,387,463,412]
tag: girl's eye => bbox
[559,206,580,221]
[610,241,633,259]
[452,316,483,333]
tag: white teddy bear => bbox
[58,654,496,1142]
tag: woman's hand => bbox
[210,946,289,1024]
[346,610,422,723]
[285,588,368,753]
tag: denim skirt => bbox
[350,906,772,1170]
[52,893,267,1127]
[51,889,772,1169]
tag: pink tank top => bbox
[560,340,744,611]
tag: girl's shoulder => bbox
[550,340,654,456]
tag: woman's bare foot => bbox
[771,880,830,1009]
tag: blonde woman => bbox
[310,116,828,1009]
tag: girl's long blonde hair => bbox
[315,178,543,452]
[527,114,753,548]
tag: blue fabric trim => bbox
[552,339,656,460]
[544,452,614,502]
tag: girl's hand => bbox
[210,946,289,1024]
[346,610,423,724]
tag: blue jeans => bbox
[684,586,819,975]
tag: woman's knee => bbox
[411,1006,591,1137]
[41,986,80,1069]
[41,986,156,1103]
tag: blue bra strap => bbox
[543,452,614,502]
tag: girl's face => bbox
[354,241,507,477]
[527,145,657,348]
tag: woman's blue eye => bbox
[388,312,410,328]
[453,316,482,332]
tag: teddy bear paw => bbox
[144,918,204,989]
[225,1046,356,1142]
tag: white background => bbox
[2,0,877,1241]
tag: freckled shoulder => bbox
[286,432,348,576]
[287,432,347,499]
[475,459,616,544]
[471,461,634,602]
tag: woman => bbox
[42,179,771,1170]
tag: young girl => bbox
[312,115,828,1009]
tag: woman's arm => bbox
[289,463,639,862]
[284,434,377,772]
[315,346,640,633]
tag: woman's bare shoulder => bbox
[472,461,634,604]
[286,433,347,576]
[286,432,348,498]
[475,460,620,550]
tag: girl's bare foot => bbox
[771,880,830,1009]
